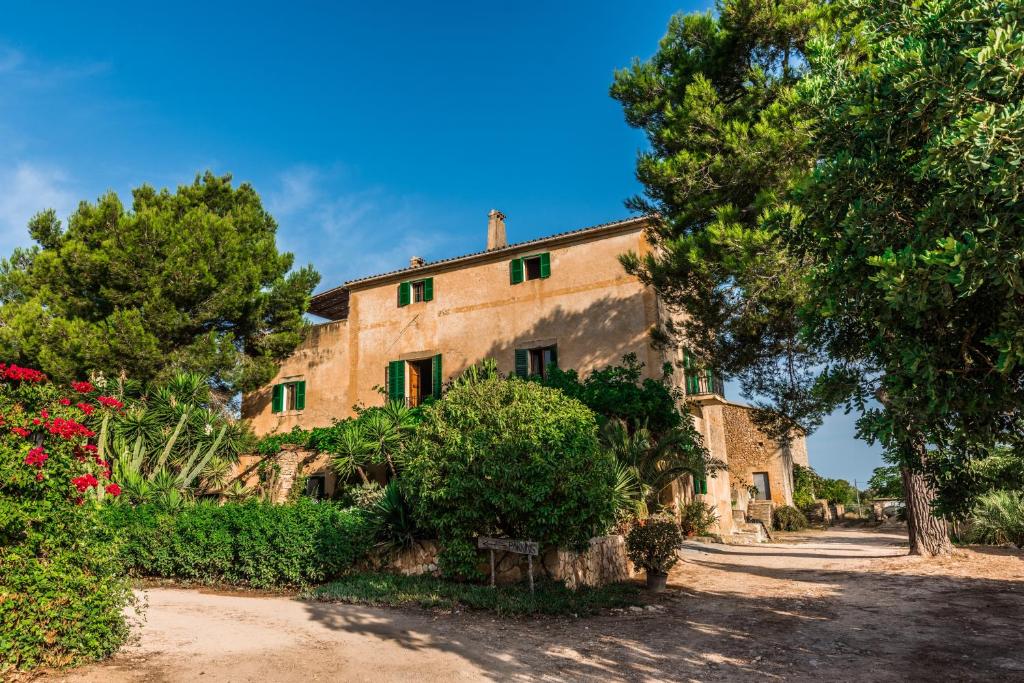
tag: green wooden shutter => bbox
[701,478,708,495]
[271,383,283,413]
[539,252,551,278]
[548,345,558,370]
[388,361,405,402]
[397,282,411,307]
[432,353,443,398]
[295,381,306,410]
[510,258,524,285]
[514,349,529,378]
[423,278,434,302]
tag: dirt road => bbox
[55,527,1024,682]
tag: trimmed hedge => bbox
[102,499,375,588]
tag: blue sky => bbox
[0,1,883,484]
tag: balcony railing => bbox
[684,371,725,397]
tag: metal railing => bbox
[684,372,725,397]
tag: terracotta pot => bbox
[645,570,668,592]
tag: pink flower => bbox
[59,397,71,406]
[71,473,99,493]
[105,483,121,496]
[35,472,44,481]
[71,381,94,394]
[11,427,30,438]
[24,446,48,467]
[76,402,95,416]
[1,364,47,383]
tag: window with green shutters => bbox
[431,354,443,399]
[397,278,434,307]
[510,252,551,284]
[270,380,306,413]
[695,476,708,495]
[514,344,558,379]
[387,361,405,402]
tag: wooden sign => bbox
[477,536,540,593]
[477,536,539,556]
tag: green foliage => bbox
[0,366,132,672]
[600,419,717,518]
[304,573,641,617]
[101,499,375,588]
[542,353,682,435]
[625,515,684,574]
[368,480,425,553]
[0,172,320,393]
[797,0,1024,516]
[773,505,809,531]
[402,376,617,578]
[868,465,904,499]
[792,463,819,508]
[967,491,1024,548]
[102,372,255,505]
[678,500,719,537]
[611,1,836,433]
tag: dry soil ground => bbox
[53,527,1024,682]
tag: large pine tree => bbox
[0,172,319,394]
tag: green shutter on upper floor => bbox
[432,353,443,398]
[423,277,434,302]
[539,252,551,278]
[295,381,306,411]
[271,383,283,413]
[388,361,405,402]
[514,349,529,378]
[397,281,411,307]
[510,258,524,285]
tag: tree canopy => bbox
[0,172,319,394]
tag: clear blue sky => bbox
[0,1,883,484]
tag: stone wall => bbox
[721,403,802,508]
[385,535,640,589]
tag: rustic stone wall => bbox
[385,535,640,588]
[229,445,338,503]
[721,403,802,508]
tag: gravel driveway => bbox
[53,527,1024,682]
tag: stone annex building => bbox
[241,211,810,537]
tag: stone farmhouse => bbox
[241,211,809,537]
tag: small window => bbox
[516,345,558,379]
[524,256,543,280]
[411,281,426,303]
[271,380,306,413]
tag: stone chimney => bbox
[487,209,507,250]
[410,256,425,267]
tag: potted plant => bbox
[626,514,684,592]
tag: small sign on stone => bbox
[477,536,540,593]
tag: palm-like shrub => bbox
[969,491,1024,547]
[601,419,720,518]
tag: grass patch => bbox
[302,572,641,616]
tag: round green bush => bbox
[402,376,617,578]
[626,514,684,574]
[773,505,810,531]
[0,365,133,673]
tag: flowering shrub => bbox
[0,364,132,673]
[625,514,684,575]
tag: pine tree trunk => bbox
[900,446,953,557]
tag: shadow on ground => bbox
[300,529,1024,682]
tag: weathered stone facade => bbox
[238,214,811,538]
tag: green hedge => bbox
[102,499,375,588]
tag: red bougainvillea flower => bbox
[59,397,72,406]
[24,446,48,467]
[36,472,44,481]
[32,418,41,425]
[84,443,98,453]
[105,483,121,496]
[11,426,30,438]
[71,473,99,492]
[96,396,124,410]
[71,380,94,394]
[76,402,95,416]
[0,364,47,383]
[39,409,48,419]
[74,496,84,506]
[46,417,95,440]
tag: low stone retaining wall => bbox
[385,535,639,588]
